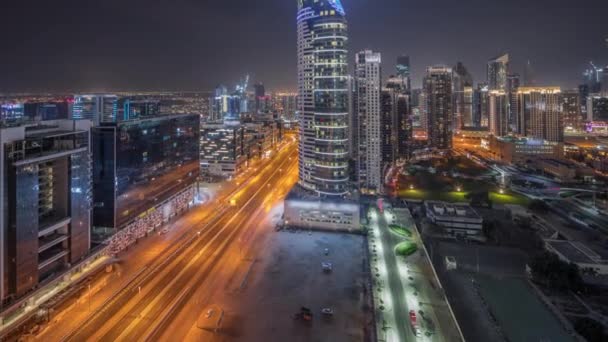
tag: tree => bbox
[528,199,549,212]
[574,317,607,342]
[529,251,584,292]
[466,191,492,208]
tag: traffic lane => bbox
[63,148,296,342]
[97,148,298,340]
[377,210,412,341]
[161,162,301,341]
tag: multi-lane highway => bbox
[32,138,298,342]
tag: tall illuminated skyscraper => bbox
[487,53,509,91]
[423,66,453,150]
[297,0,349,196]
[355,50,382,194]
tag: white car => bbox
[321,308,334,315]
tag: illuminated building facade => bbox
[489,90,509,137]
[355,50,382,193]
[516,87,563,142]
[91,114,199,235]
[487,53,509,91]
[423,66,453,150]
[297,0,350,196]
[1,120,92,302]
[72,94,118,125]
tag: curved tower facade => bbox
[297,0,349,196]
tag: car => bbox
[321,308,334,315]
[322,262,333,272]
[160,228,169,234]
[324,248,330,255]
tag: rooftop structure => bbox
[544,239,608,275]
[424,201,483,240]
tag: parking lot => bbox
[219,230,373,342]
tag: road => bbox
[33,138,298,342]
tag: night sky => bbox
[1,0,606,93]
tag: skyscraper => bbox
[487,53,509,91]
[355,50,382,194]
[453,62,473,130]
[516,87,563,142]
[507,73,521,129]
[523,60,537,87]
[72,94,118,125]
[423,66,453,150]
[396,55,411,93]
[561,90,583,131]
[297,0,349,196]
[254,82,265,113]
[489,90,509,137]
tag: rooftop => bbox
[425,200,482,220]
[545,239,606,265]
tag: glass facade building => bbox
[1,120,92,302]
[92,114,199,234]
[297,0,350,196]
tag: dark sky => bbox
[0,0,606,93]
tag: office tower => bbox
[583,63,603,94]
[462,86,475,128]
[254,83,265,113]
[200,123,246,178]
[72,94,118,125]
[453,62,473,130]
[396,55,411,93]
[275,92,298,121]
[418,90,428,129]
[561,90,583,131]
[92,114,199,236]
[0,103,25,125]
[355,50,382,194]
[579,84,590,115]
[516,87,563,142]
[423,66,453,149]
[489,90,509,136]
[586,94,608,122]
[473,83,490,128]
[24,101,70,121]
[118,99,161,121]
[507,73,521,129]
[297,0,349,196]
[487,53,509,91]
[1,120,92,302]
[524,60,537,87]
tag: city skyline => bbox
[1,0,607,92]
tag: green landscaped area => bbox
[399,187,529,206]
[399,156,530,206]
[394,241,418,257]
[475,275,575,342]
[388,224,413,238]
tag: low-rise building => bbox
[283,187,360,232]
[544,239,608,275]
[200,122,246,178]
[424,201,484,239]
[485,135,563,164]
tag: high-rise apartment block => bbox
[423,66,453,149]
[297,0,350,196]
[489,90,509,136]
[355,50,382,194]
[516,87,563,142]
